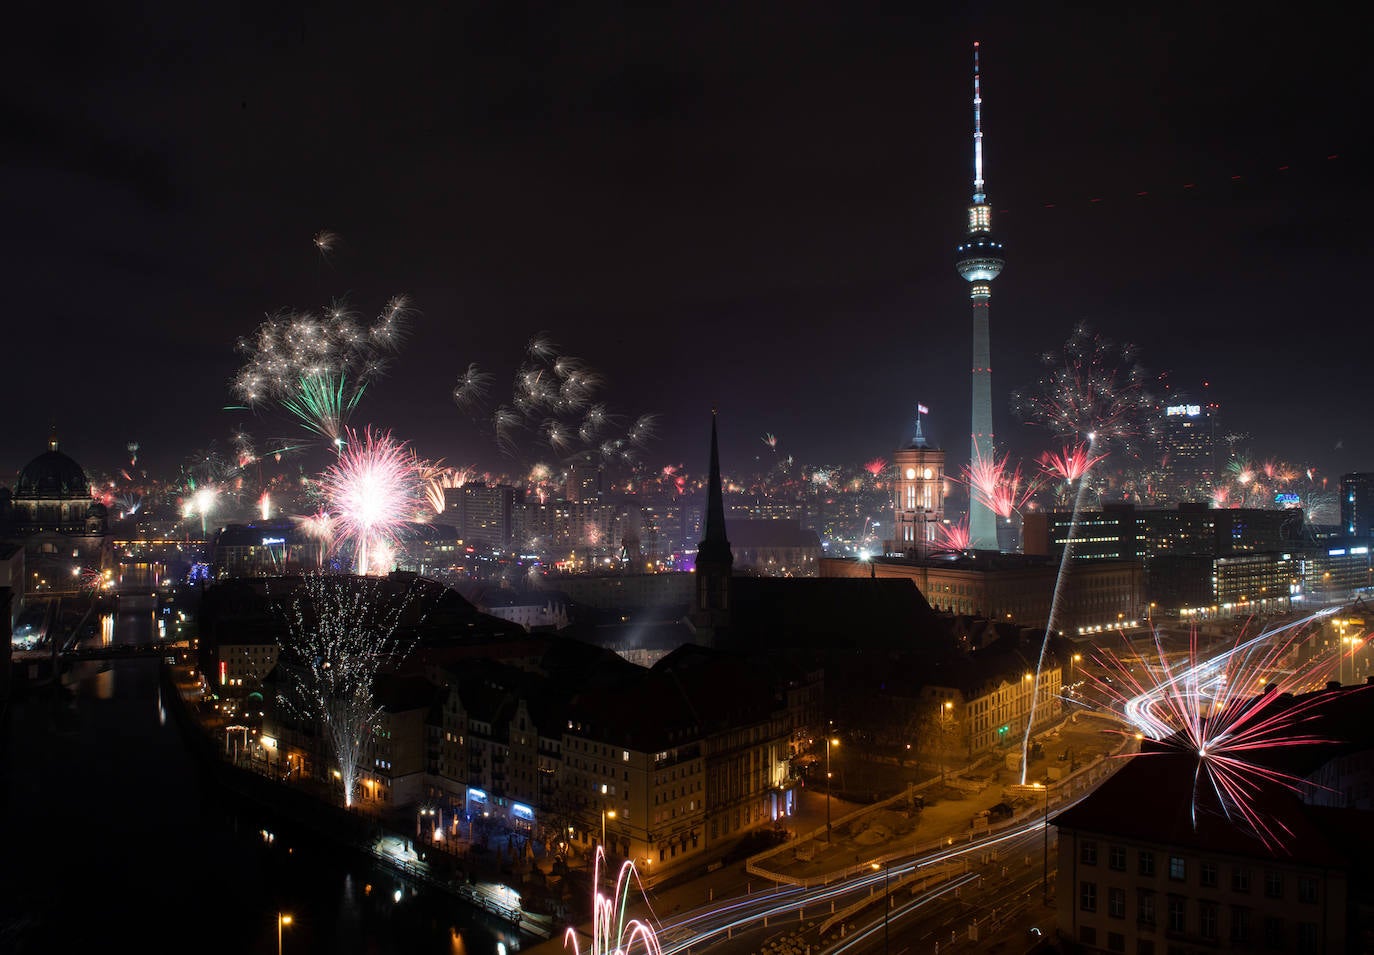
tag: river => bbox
[1,608,528,955]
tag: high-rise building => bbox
[887,413,946,556]
[1341,472,1374,537]
[444,483,519,553]
[955,42,1005,550]
[1159,397,1218,502]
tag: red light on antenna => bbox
[973,41,980,47]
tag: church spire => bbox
[699,408,731,561]
[688,409,732,643]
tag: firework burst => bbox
[232,285,413,451]
[320,427,423,575]
[1092,610,1364,849]
[1011,321,1157,459]
[962,449,1045,520]
[293,510,337,566]
[453,330,658,467]
[415,460,476,516]
[1038,441,1108,485]
[932,517,971,555]
[313,229,339,260]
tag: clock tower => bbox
[888,412,945,556]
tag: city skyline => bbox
[5,7,1370,482]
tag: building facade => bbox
[0,436,112,594]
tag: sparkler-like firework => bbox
[1091,610,1369,849]
[452,331,658,466]
[276,573,419,808]
[320,427,423,575]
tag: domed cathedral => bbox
[0,431,113,594]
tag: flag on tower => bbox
[918,404,929,415]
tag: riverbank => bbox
[157,659,558,942]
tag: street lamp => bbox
[601,808,616,852]
[825,736,839,843]
[277,913,292,955]
[939,701,953,785]
[1034,782,1050,905]
[871,861,890,955]
[1071,653,1082,683]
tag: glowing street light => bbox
[278,913,293,955]
[1034,782,1050,904]
[871,861,890,955]
[939,701,954,784]
[825,736,839,843]
[601,807,616,851]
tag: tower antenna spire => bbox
[955,41,1005,551]
[972,41,984,202]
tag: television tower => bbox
[955,41,1005,550]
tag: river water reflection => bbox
[1,610,521,955]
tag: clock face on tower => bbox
[905,467,916,480]
[924,468,933,479]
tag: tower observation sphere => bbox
[958,41,1005,551]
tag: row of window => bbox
[1080,841,1316,901]
[1077,909,1321,952]
[1081,883,1324,946]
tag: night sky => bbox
[5,4,1371,485]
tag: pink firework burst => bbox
[932,517,971,555]
[1090,610,1367,850]
[864,457,887,478]
[962,449,1045,520]
[320,427,422,575]
[1039,441,1108,484]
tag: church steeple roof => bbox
[697,409,732,563]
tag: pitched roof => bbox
[723,576,948,651]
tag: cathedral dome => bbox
[15,448,89,500]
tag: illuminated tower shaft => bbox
[955,42,1005,550]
